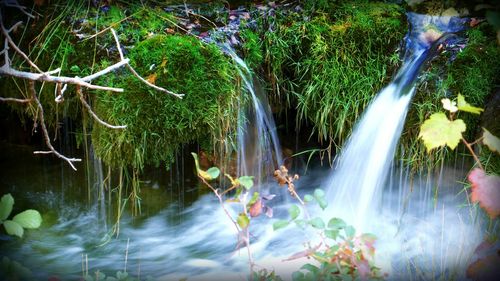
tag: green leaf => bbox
[3,220,23,238]
[273,220,289,231]
[0,193,14,221]
[301,263,319,274]
[13,210,42,229]
[116,271,128,280]
[295,219,307,229]
[237,213,250,229]
[344,225,355,238]
[325,229,339,240]
[313,189,328,209]
[317,198,328,210]
[313,189,325,200]
[328,218,347,229]
[206,167,220,180]
[237,176,254,190]
[289,204,300,220]
[292,271,305,281]
[248,192,260,206]
[483,128,500,155]
[70,65,81,72]
[309,217,325,229]
[303,194,314,203]
[419,112,466,152]
[457,94,484,114]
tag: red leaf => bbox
[249,198,262,217]
[469,168,500,219]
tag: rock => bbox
[481,90,500,137]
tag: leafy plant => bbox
[418,94,500,279]
[0,194,42,238]
[418,94,500,219]
[192,152,275,276]
[272,166,384,281]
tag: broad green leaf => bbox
[325,229,339,240]
[303,194,314,203]
[237,176,254,190]
[344,225,356,238]
[419,112,466,152]
[289,204,300,220]
[273,220,289,231]
[309,217,325,229]
[206,167,220,180]
[0,193,14,221]
[457,94,484,114]
[3,220,23,238]
[237,213,250,229]
[483,128,500,155]
[70,65,81,72]
[13,210,42,229]
[328,218,347,229]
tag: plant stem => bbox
[462,138,483,170]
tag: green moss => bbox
[92,35,239,170]
[261,1,406,145]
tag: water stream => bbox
[0,12,486,281]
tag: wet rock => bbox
[481,89,500,137]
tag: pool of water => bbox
[0,142,486,281]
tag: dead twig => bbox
[77,85,127,129]
[30,81,82,171]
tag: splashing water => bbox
[325,12,468,232]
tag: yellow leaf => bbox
[419,112,466,152]
[483,128,500,155]
[457,94,484,114]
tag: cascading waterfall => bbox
[224,46,283,184]
[325,13,467,231]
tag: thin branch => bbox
[1,21,44,73]
[0,96,31,103]
[29,81,81,170]
[81,59,129,82]
[110,28,184,99]
[0,65,125,92]
[77,86,127,129]
[462,138,484,170]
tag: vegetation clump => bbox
[92,34,239,170]
[258,1,406,147]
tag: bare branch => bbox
[110,28,184,99]
[29,81,81,170]
[77,86,127,129]
[1,21,44,73]
[0,96,31,103]
[81,59,129,82]
[0,65,125,92]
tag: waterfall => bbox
[325,13,467,231]
[224,46,283,184]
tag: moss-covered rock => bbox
[91,35,239,170]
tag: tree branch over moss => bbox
[0,5,183,170]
